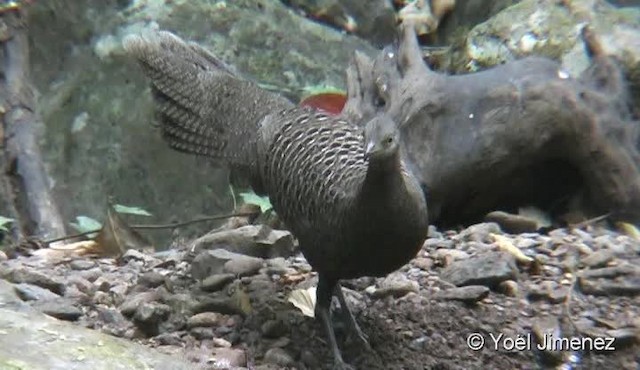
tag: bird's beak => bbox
[365,141,375,158]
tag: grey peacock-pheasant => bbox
[124,31,429,370]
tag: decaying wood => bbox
[343,24,640,227]
[0,9,65,240]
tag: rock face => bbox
[459,0,640,110]
[0,281,193,370]
[27,0,376,241]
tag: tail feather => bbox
[123,31,294,179]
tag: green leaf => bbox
[239,191,273,213]
[0,215,14,232]
[70,216,102,237]
[114,204,152,216]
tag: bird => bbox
[124,31,429,370]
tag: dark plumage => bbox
[124,31,428,370]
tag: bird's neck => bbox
[363,151,404,192]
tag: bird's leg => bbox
[316,276,355,370]
[334,283,371,351]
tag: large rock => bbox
[0,280,193,370]
[27,0,376,242]
[458,0,640,109]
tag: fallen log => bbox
[342,24,640,227]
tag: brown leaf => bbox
[94,204,152,257]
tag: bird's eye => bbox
[385,137,393,144]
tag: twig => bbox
[568,213,610,230]
[41,211,258,245]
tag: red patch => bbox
[299,92,347,116]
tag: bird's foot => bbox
[345,322,372,352]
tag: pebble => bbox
[201,273,235,292]
[187,312,220,328]
[264,347,295,367]
[13,283,61,301]
[0,250,7,262]
[261,319,288,338]
[3,267,66,295]
[211,348,247,368]
[433,285,489,303]
[33,299,83,321]
[371,272,419,299]
[440,251,517,287]
[69,260,97,271]
[138,271,166,288]
[224,256,263,277]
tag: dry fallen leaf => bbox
[288,286,317,318]
[94,204,152,257]
[491,233,534,264]
[33,240,99,262]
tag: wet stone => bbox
[433,285,490,304]
[371,272,419,299]
[261,319,288,338]
[3,267,66,295]
[211,348,247,368]
[133,302,171,336]
[119,291,160,317]
[33,299,83,321]
[224,256,264,277]
[440,251,517,288]
[201,273,235,292]
[581,249,615,268]
[14,283,61,301]
[264,347,295,367]
[187,312,221,328]
[69,259,97,271]
[190,327,215,340]
[138,271,166,288]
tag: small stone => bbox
[261,319,288,338]
[433,285,489,303]
[497,280,519,297]
[190,327,215,340]
[440,251,518,287]
[224,256,263,277]
[33,299,82,321]
[212,337,232,348]
[413,257,433,270]
[211,348,246,368]
[458,222,501,242]
[0,250,7,261]
[121,249,156,263]
[581,249,614,268]
[201,274,235,292]
[3,267,66,295]
[264,347,295,367]
[266,257,290,275]
[187,312,220,328]
[119,291,159,317]
[191,249,262,280]
[484,211,541,233]
[133,302,171,336]
[13,283,61,301]
[432,249,470,264]
[371,272,419,299]
[193,296,248,317]
[155,332,183,346]
[69,259,96,271]
[138,271,166,288]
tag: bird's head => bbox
[363,114,400,161]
